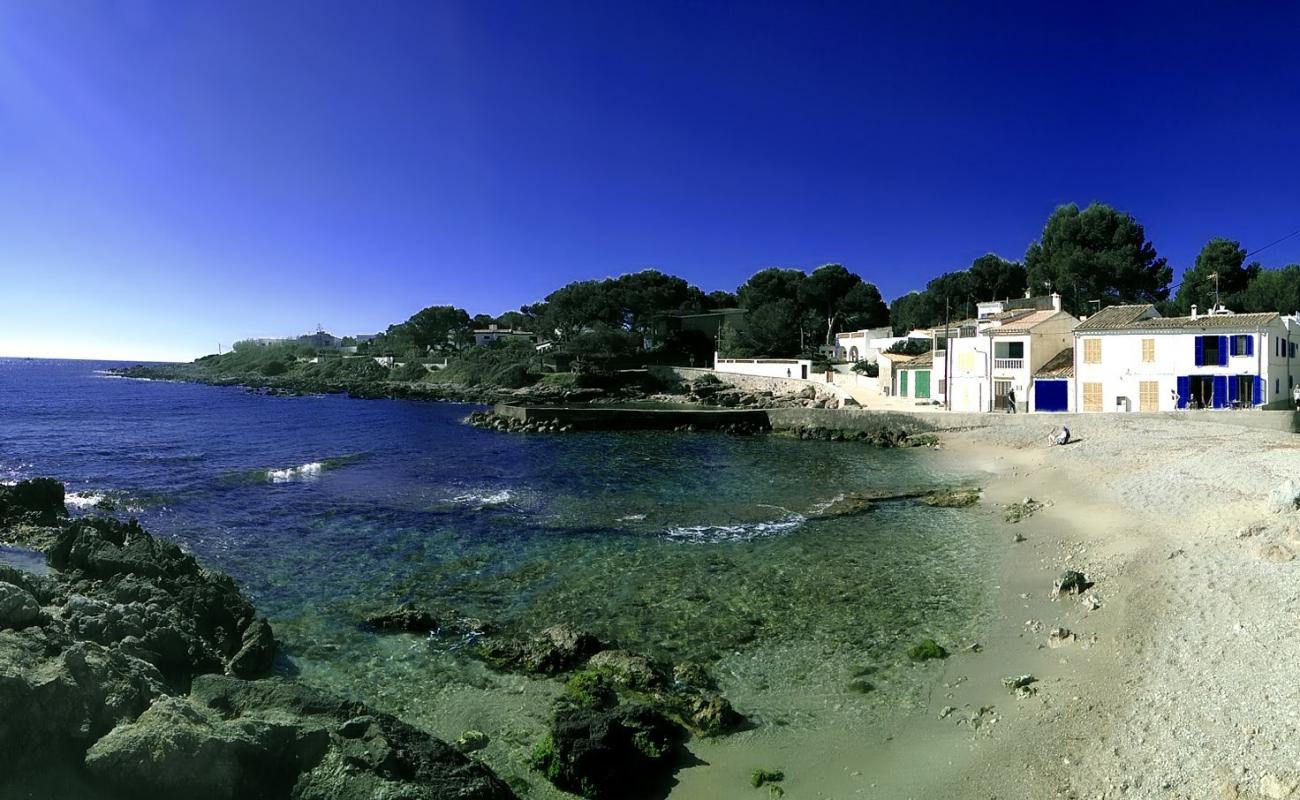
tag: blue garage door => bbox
[1035,380,1068,412]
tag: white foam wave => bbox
[449,489,513,507]
[267,462,324,483]
[617,513,648,522]
[665,514,806,544]
[65,491,108,509]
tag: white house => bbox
[472,325,537,346]
[890,349,946,403]
[833,326,894,362]
[947,294,1078,412]
[1072,304,1300,412]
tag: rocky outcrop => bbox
[481,624,604,675]
[530,704,684,799]
[85,675,515,800]
[0,479,519,799]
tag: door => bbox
[993,380,1012,410]
[1035,380,1068,412]
[914,370,931,399]
[1082,382,1103,412]
[900,370,909,396]
[1139,381,1159,412]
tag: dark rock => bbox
[483,624,604,675]
[671,662,718,691]
[680,692,742,736]
[226,617,275,678]
[531,704,683,799]
[1053,570,1090,596]
[0,478,66,526]
[364,603,439,633]
[0,582,41,630]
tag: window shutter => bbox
[1176,376,1190,409]
[1218,337,1229,366]
[1246,336,1254,356]
[1213,375,1228,407]
[1228,378,1239,404]
[1230,336,1238,356]
[1194,336,1203,367]
[1256,376,1265,405]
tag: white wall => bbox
[714,356,815,380]
[1073,322,1299,412]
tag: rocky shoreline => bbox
[0,479,514,800]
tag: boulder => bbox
[798,385,817,400]
[0,478,66,526]
[363,603,439,633]
[0,582,41,630]
[1268,479,1300,514]
[681,692,743,736]
[1052,570,1090,596]
[483,625,604,675]
[531,704,683,799]
[226,617,275,678]
[587,650,663,690]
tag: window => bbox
[1082,382,1103,412]
[1083,339,1101,364]
[1230,335,1251,356]
[1200,336,1223,365]
[1139,381,1159,412]
[1277,379,1281,395]
[1141,339,1155,363]
[994,341,1025,359]
[1292,343,1296,358]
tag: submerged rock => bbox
[907,638,948,662]
[587,650,665,691]
[923,487,981,508]
[482,624,604,675]
[363,603,439,633]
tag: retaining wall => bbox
[650,365,849,400]
[493,404,768,430]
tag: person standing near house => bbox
[1293,383,1300,411]
[1170,387,1180,409]
[1006,386,1017,413]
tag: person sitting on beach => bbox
[1048,426,1070,446]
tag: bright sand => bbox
[675,413,1300,799]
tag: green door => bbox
[899,370,909,396]
[915,370,931,399]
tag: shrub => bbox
[906,639,948,662]
[751,768,784,789]
[851,360,879,377]
[563,670,617,709]
[391,361,429,382]
[261,360,288,377]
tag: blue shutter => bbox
[1194,336,1204,366]
[1218,336,1229,366]
[1177,376,1190,409]
[1246,335,1254,356]
[1228,378,1239,405]
[1213,375,1228,408]
[1230,336,1239,356]
[1256,376,1265,406]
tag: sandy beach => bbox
[675,411,1300,799]
[923,413,1300,800]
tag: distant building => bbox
[298,331,342,349]
[833,326,893,362]
[472,325,537,346]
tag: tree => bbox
[967,254,1028,301]
[735,268,807,355]
[1025,203,1171,314]
[798,264,887,347]
[614,270,699,341]
[889,292,930,336]
[1171,238,1259,314]
[705,290,739,309]
[403,305,472,351]
[885,338,932,356]
[537,281,623,341]
[1238,265,1300,315]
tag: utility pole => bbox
[944,296,951,412]
[1211,272,1220,309]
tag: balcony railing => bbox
[993,358,1024,370]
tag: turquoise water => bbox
[1,358,999,794]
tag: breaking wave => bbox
[267,462,325,483]
[448,489,514,507]
[664,513,807,544]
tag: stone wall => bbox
[650,366,848,400]
[493,403,768,430]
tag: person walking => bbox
[1006,386,1017,413]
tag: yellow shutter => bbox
[1141,339,1155,363]
[1139,381,1159,412]
[1083,382,1103,412]
[1083,339,1101,364]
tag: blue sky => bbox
[3,1,1300,361]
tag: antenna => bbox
[1211,272,1220,309]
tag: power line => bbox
[1245,227,1300,260]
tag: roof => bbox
[987,309,1073,335]
[896,350,934,369]
[1034,347,1074,379]
[1076,304,1279,333]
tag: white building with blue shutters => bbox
[1072,304,1300,412]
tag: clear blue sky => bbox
[3,1,1300,361]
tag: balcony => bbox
[993,358,1024,370]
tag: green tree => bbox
[614,270,700,341]
[797,264,888,347]
[403,305,472,351]
[538,281,623,341]
[1025,203,1171,314]
[735,268,807,355]
[1171,238,1259,314]
[705,290,739,309]
[967,254,1028,301]
[1238,265,1300,314]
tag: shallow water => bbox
[0,358,999,796]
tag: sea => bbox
[0,357,1000,797]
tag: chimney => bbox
[1050,292,1062,312]
[1191,305,1198,321]
[1024,287,1032,299]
